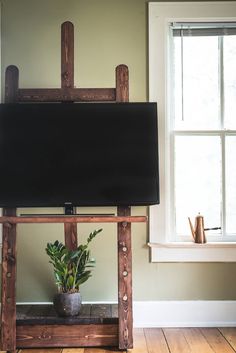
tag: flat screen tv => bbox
[0,102,159,208]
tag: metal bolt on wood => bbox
[122,222,127,229]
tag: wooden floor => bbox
[1,327,236,353]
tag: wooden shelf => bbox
[0,215,147,224]
[16,304,119,348]
[16,303,118,325]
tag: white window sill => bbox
[148,242,236,262]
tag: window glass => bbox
[175,135,222,236]
[226,136,236,233]
[174,36,219,130]
[224,36,236,129]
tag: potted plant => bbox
[46,228,102,317]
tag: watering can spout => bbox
[188,217,195,239]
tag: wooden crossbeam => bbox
[17,87,116,102]
[0,216,147,224]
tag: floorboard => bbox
[144,328,170,353]
[200,328,235,353]
[181,328,215,353]
[163,328,191,353]
[219,328,236,351]
[131,328,148,353]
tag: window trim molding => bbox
[148,1,236,262]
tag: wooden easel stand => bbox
[0,21,146,352]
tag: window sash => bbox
[173,130,236,241]
[171,25,236,240]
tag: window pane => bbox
[224,36,236,129]
[174,36,220,130]
[226,136,236,233]
[175,136,221,236]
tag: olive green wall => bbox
[1,0,236,302]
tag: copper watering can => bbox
[188,213,221,244]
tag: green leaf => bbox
[46,229,102,292]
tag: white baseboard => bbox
[14,300,236,327]
[133,301,236,327]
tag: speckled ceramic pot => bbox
[53,292,82,317]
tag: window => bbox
[148,2,236,262]
[171,22,236,242]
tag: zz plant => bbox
[46,228,102,293]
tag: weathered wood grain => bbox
[16,324,118,348]
[1,208,17,351]
[0,216,147,224]
[117,206,133,350]
[16,304,118,326]
[64,223,78,250]
[17,88,116,102]
[115,65,129,102]
[61,21,74,89]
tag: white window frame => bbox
[148,1,236,262]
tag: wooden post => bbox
[61,21,74,89]
[116,65,129,102]
[5,66,19,103]
[116,63,133,349]
[1,209,17,352]
[1,64,19,353]
[117,207,133,350]
[61,21,78,250]
[64,222,78,250]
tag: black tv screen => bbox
[0,102,159,207]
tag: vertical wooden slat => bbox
[117,206,133,350]
[61,21,74,89]
[1,65,19,352]
[64,223,78,250]
[115,65,129,102]
[1,208,17,352]
[61,21,77,250]
[5,65,19,103]
[116,61,131,350]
